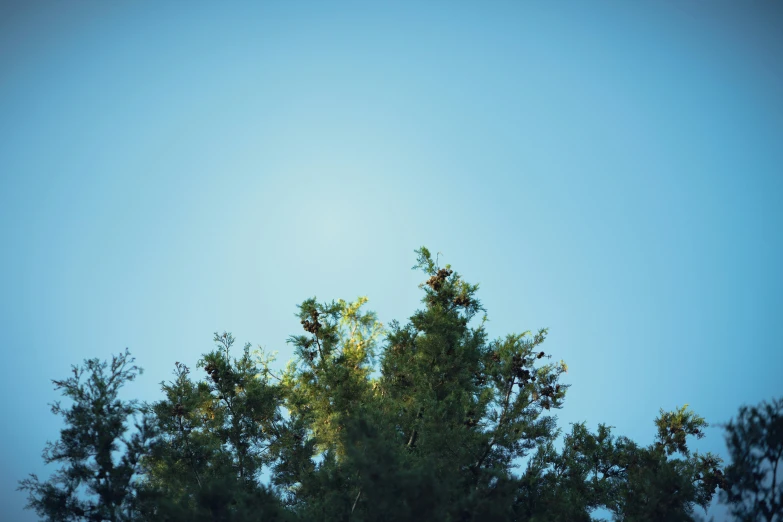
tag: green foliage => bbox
[516,413,724,522]
[21,247,731,521]
[136,333,290,521]
[18,349,154,522]
[721,397,783,522]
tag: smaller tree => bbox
[18,349,154,522]
[518,405,724,521]
[722,397,783,522]
[138,333,289,522]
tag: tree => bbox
[18,349,154,522]
[515,407,724,521]
[721,397,783,522]
[268,247,571,520]
[136,334,290,521]
[22,247,727,521]
[274,247,725,521]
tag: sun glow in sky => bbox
[1,2,781,520]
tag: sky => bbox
[1,1,781,520]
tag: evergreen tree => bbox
[137,334,290,521]
[18,349,154,522]
[721,397,783,522]
[508,401,724,520]
[22,247,727,521]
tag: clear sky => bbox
[1,2,781,520]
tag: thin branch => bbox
[178,415,202,489]
[265,370,283,383]
[407,407,423,448]
[351,488,362,515]
[314,334,324,361]
[474,377,516,471]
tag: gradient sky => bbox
[1,2,781,520]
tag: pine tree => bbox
[18,349,154,522]
[276,247,569,520]
[721,397,783,522]
[22,247,727,521]
[514,407,725,521]
[137,334,290,521]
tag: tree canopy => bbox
[21,247,729,521]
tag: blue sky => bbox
[1,2,781,520]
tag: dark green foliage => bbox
[516,415,724,522]
[721,397,783,522]
[21,247,731,521]
[18,349,154,521]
